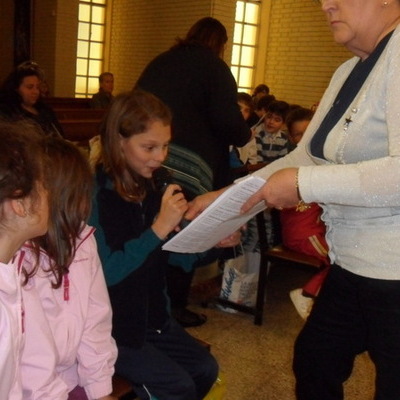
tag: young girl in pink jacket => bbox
[0,122,52,399]
[21,138,117,399]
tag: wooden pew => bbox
[44,96,92,109]
[61,119,101,145]
[55,108,106,121]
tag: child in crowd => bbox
[254,94,276,119]
[0,121,51,398]
[279,107,330,319]
[88,90,228,400]
[253,100,290,164]
[229,92,258,173]
[21,138,117,399]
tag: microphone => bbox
[153,167,176,194]
[153,167,191,229]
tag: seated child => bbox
[21,138,117,399]
[253,100,290,164]
[279,107,330,320]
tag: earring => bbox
[383,1,389,5]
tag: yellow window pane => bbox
[230,66,239,83]
[76,58,88,75]
[78,22,90,40]
[92,6,105,24]
[77,40,89,58]
[235,1,244,21]
[238,67,253,88]
[88,77,99,93]
[91,24,104,42]
[244,3,259,24]
[231,45,241,65]
[243,25,257,45]
[89,59,102,76]
[90,42,103,59]
[233,23,243,44]
[75,76,88,93]
[79,4,91,22]
[240,46,255,66]
[92,0,106,4]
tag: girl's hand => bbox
[152,184,188,239]
[216,229,242,248]
[185,187,228,221]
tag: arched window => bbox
[230,0,261,93]
[75,0,107,97]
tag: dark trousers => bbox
[115,318,218,400]
[293,264,400,400]
[166,265,194,311]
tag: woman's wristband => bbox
[295,169,310,212]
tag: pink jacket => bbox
[0,252,24,399]
[22,225,117,399]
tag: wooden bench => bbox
[60,119,101,147]
[55,108,106,121]
[111,376,138,400]
[44,96,92,109]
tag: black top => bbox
[136,44,251,189]
[93,167,169,348]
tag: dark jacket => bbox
[136,44,251,190]
[89,166,217,348]
[0,97,64,137]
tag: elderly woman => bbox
[189,0,400,398]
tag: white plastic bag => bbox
[219,250,260,313]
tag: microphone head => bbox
[153,167,174,193]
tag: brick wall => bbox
[33,0,79,97]
[108,0,236,94]
[263,0,351,108]
[2,0,354,102]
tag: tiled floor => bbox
[187,262,375,400]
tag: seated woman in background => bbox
[0,121,54,398]
[21,138,117,400]
[0,61,64,137]
[88,90,234,400]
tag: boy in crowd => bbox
[253,100,290,164]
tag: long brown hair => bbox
[33,138,93,288]
[173,17,228,57]
[0,120,44,226]
[100,89,172,202]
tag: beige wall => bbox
[1,0,353,105]
[263,0,351,107]
[108,0,237,94]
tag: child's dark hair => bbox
[255,94,276,113]
[33,138,93,289]
[0,120,44,221]
[286,107,314,134]
[267,100,290,122]
[237,92,254,111]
